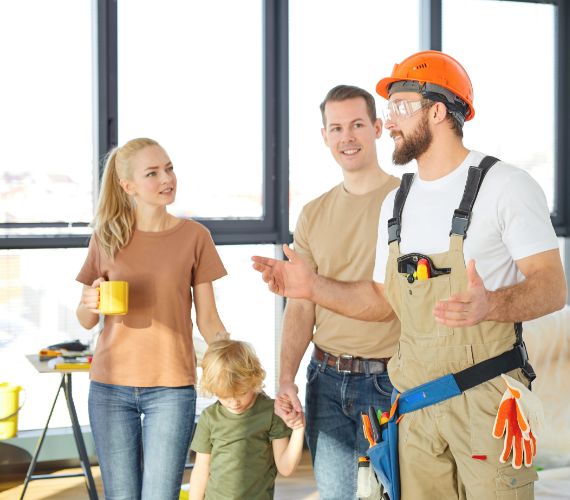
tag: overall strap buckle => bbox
[450,155,500,238]
[450,209,470,237]
[388,173,415,243]
[388,218,401,244]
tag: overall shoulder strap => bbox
[450,155,500,238]
[388,173,415,244]
[448,156,528,365]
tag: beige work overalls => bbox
[384,164,538,499]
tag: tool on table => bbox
[39,349,62,361]
[47,340,90,352]
[47,356,92,371]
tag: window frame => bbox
[1,0,568,250]
[1,0,291,249]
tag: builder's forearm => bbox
[310,277,393,322]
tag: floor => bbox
[0,450,319,499]
[3,456,568,499]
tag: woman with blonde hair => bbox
[76,138,228,500]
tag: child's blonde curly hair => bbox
[199,340,266,397]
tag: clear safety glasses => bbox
[381,99,431,122]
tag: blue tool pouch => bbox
[367,392,401,500]
[366,341,530,500]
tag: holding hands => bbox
[275,382,305,430]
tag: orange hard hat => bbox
[376,50,475,122]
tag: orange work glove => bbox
[492,374,543,469]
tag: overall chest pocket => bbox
[398,274,453,338]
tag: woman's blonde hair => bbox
[93,137,160,258]
[200,340,266,397]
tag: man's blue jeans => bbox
[88,381,195,500]
[305,357,393,500]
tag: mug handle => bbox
[95,285,102,311]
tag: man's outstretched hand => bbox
[252,244,316,299]
[433,259,490,327]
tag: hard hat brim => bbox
[376,77,407,100]
[376,77,475,121]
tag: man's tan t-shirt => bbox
[76,219,227,387]
[294,179,400,358]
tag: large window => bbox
[443,0,556,209]
[0,0,95,430]
[289,0,421,231]
[0,0,94,226]
[0,249,95,428]
[118,0,263,220]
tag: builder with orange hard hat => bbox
[252,50,566,499]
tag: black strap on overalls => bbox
[388,155,500,243]
[387,156,536,387]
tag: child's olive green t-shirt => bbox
[190,393,292,500]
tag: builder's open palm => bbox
[433,259,490,327]
[252,244,315,299]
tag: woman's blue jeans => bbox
[305,357,393,500]
[88,381,196,500]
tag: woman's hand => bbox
[80,277,106,313]
[76,277,105,329]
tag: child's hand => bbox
[276,393,294,412]
[277,394,305,429]
[275,383,303,420]
[287,409,305,430]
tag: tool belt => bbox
[313,345,390,375]
[397,342,534,414]
[367,343,534,500]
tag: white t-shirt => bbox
[373,150,559,291]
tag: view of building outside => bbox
[0,0,93,225]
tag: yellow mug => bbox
[98,281,129,315]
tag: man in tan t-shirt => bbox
[275,85,400,500]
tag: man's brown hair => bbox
[320,85,377,126]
